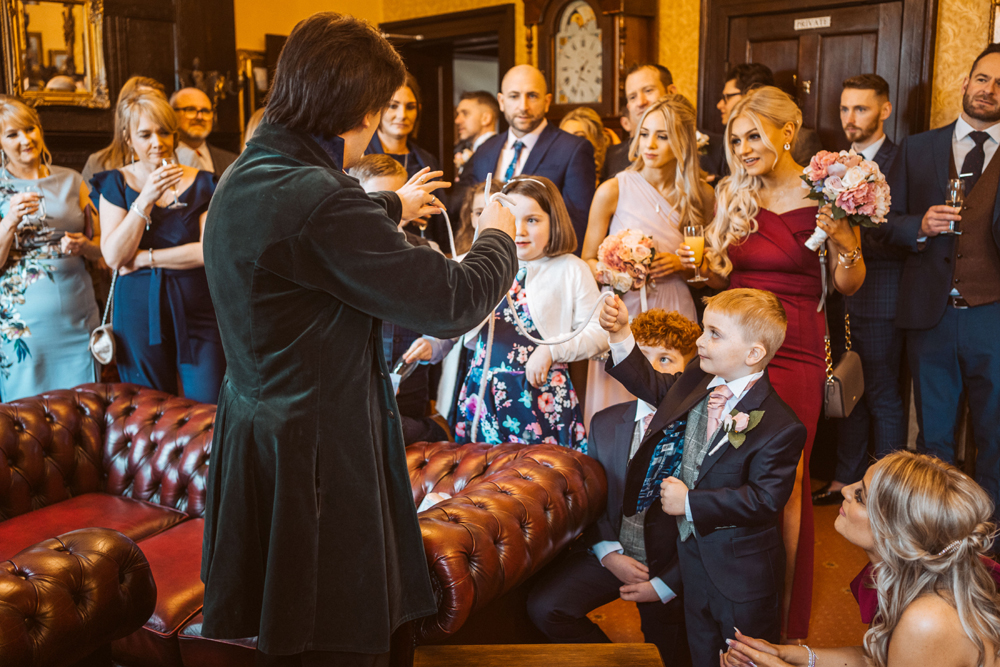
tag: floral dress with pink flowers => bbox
[453,268,587,452]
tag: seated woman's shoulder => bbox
[892,594,993,666]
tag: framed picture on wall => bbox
[48,50,67,71]
[26,32,42,63]
[991,0,1000,43]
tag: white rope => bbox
[469,174,609,441]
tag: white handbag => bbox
[89,269,117,366]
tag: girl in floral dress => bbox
[453,176,608,451]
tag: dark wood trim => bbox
[698,0,938,134]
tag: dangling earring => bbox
[783,142,791,151]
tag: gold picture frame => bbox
[0,0,109,108]
[991,0,1000,44]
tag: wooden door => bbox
[700,0,937,146]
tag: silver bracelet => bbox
[130,202,152,230]
[837,246,862,268]
[148,248,154,268]
[802,644,817,667]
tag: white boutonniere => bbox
[696,131,710,155]
[707,409,765,456]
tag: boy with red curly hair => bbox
[527,309,701,663]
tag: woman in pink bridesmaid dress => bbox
[682,86,866,639]
[581,94,714,427]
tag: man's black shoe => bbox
[812,483,845,506]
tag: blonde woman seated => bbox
[724,450,1000,667]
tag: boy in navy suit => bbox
[527,310,701,662]
[601,289,806,667]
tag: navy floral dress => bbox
[454,267,587,451]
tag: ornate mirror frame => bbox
[0,0,109,108]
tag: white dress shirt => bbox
[591,398,676,604]
[496,119,548,178]
[853,133,887,162]
[472,131,495,152]
[953,116,1000,175]
[176,142,214,173]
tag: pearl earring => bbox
[783,142,791,151]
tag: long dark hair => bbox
[266,13,405,138]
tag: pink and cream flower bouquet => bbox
[800,149,891,251]
[595,228,656,296]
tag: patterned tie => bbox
[961,131,991,193]
[705,385,734,442]
[504,141,525,182]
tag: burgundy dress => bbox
[728,206,824,638]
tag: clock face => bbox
[555,0,602,105]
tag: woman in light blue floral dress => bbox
[0,97,101,400]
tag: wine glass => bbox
[684,225,708,283]
[22,184,46,222]
[942,178,964,236]
[416,217,429,238]
[161,157,188,209]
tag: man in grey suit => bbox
[170,87,237,178]
[813,74,906,506]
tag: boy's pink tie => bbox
[706,385,734,441]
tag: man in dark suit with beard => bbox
[813,74,907,506]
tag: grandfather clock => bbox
[523,0,657,122]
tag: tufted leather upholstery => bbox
[0,527,155,667]
[0,385,607,664]
[406,442,606,642]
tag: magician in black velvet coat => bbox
[199,14,518,660]
[607,325,806,666]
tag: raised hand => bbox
[475,200,515,240]
[396,167,450,223]
[659,476,688,516]
[920,204,962,237]
[138,162,183,208]
[599,294,630,343]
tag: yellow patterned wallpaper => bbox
[234,0,382,51]
[930,0,991,128]
[659,0,701,104]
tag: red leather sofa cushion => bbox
[111,519,206,667]
[0,492,187,561]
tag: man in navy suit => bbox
[813,74,907,506]
[885,44,1000,522]
[460,65,595,252]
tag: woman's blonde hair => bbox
[502,175,577,257]
[626,94,710,234]
[119,93,180,159]
[706,86,801,276]
[560,106,609,184]
[0,95,52,170]
[864,451,1000,667]
[93,77,167,172]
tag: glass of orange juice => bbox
[684,225,708,283]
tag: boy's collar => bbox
[707,370,765,398]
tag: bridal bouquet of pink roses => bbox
[800,149,891,251]
[595,229,656,296]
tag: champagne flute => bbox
[161,157,188,209]
[416,217,429,238]
[943,178,963,236]
[684,225,708,283]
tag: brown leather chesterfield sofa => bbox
[0,384,606,666]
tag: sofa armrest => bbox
[0,527,156,666]
[412,444,606,642]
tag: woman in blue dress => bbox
[91,92,224,403]
[0,96,102,400]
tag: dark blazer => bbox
[460,123,596,252]
[207,142,238,178]
[602,141,631,181]
[885,121,1000,329]
[608,347,806,603]
[846,137,905,320]
[699,131,728,185]
[200,119,517,653]
[791,127,824,167]
[585,401,682,592]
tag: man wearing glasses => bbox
[170,87,238,178]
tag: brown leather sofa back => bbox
[0,384,214,522]
[407,442,607,642]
